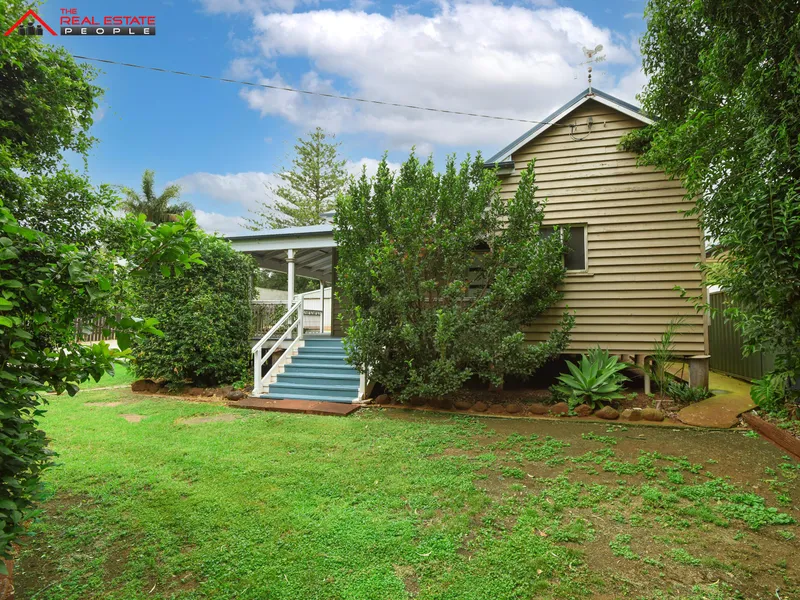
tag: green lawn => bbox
[15,389,800,599]
[76,362,136,390]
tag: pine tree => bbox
[248,128,348,230]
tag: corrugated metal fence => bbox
[709,292,775,380]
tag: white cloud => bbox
[235,3,637,149]
[610,66,648,106]
[623,12,642,19]
[175,156,397,235]
[345,157,402,178]
[195,210,251,236]
[172,171,280,213]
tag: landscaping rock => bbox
[627,408,643,421]
[131,379,160,393]
[226,389,246,401]
[488,403,507,414]
[472,401,489,413]
[574,404,593,417]
[528,402,549,415]
[431,397,454,410]
[453,399,473,411]
[505,402,523,414]
[374,394,391,405]
[595,406,620,420]
[188,387,207,397]
[549,402,569,416]
[641,408,665,422]
[409,397,426,406]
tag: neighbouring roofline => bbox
[484,88,654,167]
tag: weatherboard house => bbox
[229,88,708,403]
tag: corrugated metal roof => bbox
[226,223,334,242]
[484,88,648,166]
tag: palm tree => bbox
[120,169,193,224]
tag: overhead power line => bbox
[72,54,570,128]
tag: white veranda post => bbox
[286,248,295,309]
[319,280,325,333]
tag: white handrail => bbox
[292,286,331,303]
[251,301,301,354]
[252,300,304,395]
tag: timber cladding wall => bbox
[499,99,706,355]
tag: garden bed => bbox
[369,395,696,427]
[129,378,251,402]
[370,366,701,426]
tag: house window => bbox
[540,224,587,271]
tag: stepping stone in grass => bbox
[121,414,146,423]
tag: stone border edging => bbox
[366,403,710,428]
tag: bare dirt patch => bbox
[85,401,124,407]
[393,564,419,596]
[176,413,240,425]
[121,414,145,423]
[14,494,97,597]
[417,415,800,598]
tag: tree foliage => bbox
[624,0,800,389]
[0,9,204,564]
[335,152,574,401]
[248,127,347,230]
[130,234,256,387]
[120,169,193,224]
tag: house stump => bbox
[688,355,710,390]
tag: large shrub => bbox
[335,152,574,401]
[1,17,203,567]
[623,0,800,405]
[130,233,256,386]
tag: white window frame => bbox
[541,222,589,274]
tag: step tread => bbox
[278,373,359,381]
[285,363,358,371]
[271,382,359,392]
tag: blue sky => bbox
[38,0,648,234]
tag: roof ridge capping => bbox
[483,88,653,167]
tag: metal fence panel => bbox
[709,292,775,380]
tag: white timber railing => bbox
[252,299,304,396]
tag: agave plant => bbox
[553,347,630,409]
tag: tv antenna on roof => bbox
[581,44,606,93]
